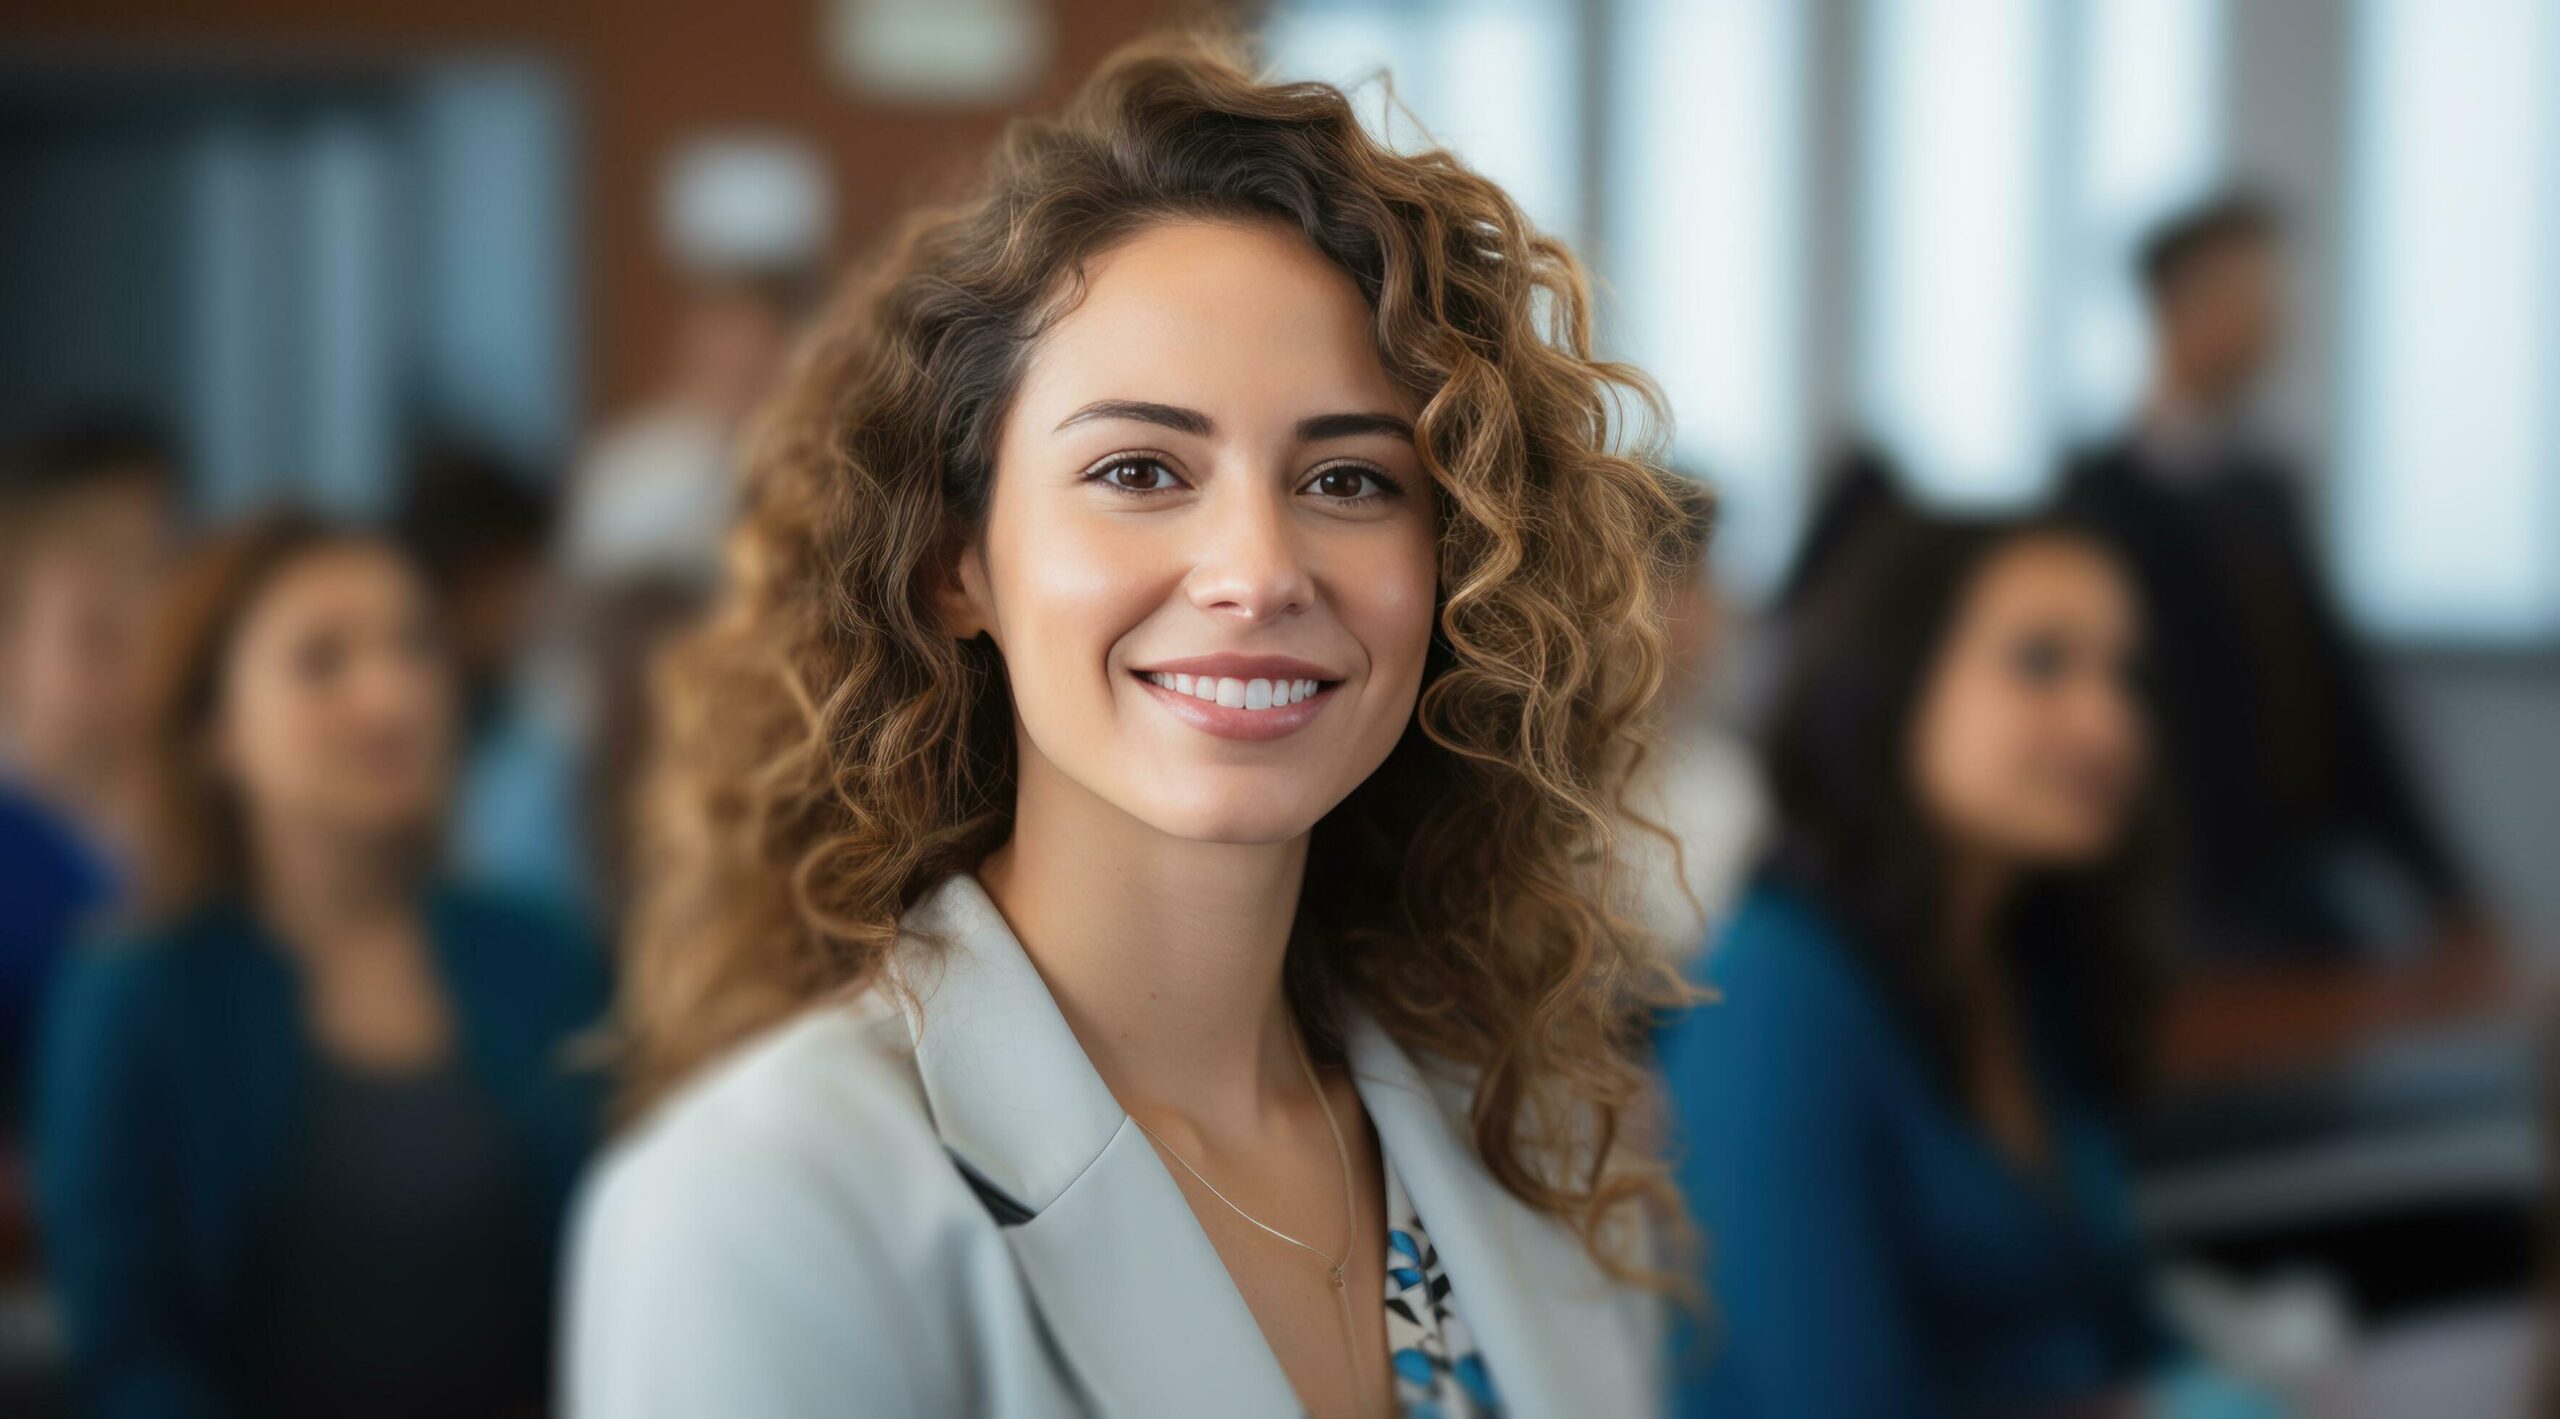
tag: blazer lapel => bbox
[896,874,1300,1417]
[1347,1009,1666,1418]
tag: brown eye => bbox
[2007,631,2070,687]
[1100,457,1179,493]
[1308,464,1394,501]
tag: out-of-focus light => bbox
[1858,0,2050,508]
[2066,0,2222,437]
[822,0,1051,106]
[659,136,835,276]
[1606,0,1807,595]
[2341,0,2559,640]
[1263,0,1581,247]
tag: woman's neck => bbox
[1939,846,2016,973]
[248,816,425,960]
[978,756,1312,1139]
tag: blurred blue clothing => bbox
[1659,878,2163,1418]
[455,696,596,923]
[0,778,118,1123]
[34,881,608,1419]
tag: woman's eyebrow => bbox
[1296,411,1414,442]
[1054,399,1214,436]
[1052,400,1413,444]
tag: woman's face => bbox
[951,219,1439,844]
[211,543,456,846]
[1910,536,2146,868]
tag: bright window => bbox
[2340,0,2559,640]
[1604,0,1807,592]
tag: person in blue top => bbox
[1661,510,2173,1416]
[0,420,175,1132]
[34,511,608,1419]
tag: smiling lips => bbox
[1128,659,1342,741]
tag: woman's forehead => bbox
[1012,220,1412,436]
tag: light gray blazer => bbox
[565,872,1664,1417]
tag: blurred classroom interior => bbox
[1,0,2555,1415]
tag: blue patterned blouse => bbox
[1382,1162,1502,1417]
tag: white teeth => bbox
[1144,671,1328,710]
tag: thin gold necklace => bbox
[1131,1024,1367,1400]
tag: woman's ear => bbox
[932,530,995,644]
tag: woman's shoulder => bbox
[426,878,609,1016]
[576,996,954,1247]
[47,902,252,1019]
[34,905,269,1128]
[429,878,599,959]
[1668,878,1894,1075]
[1704,878,1870,1001]
[566,997,986,1414]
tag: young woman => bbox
[569,35,1698,1419]
[36,513,606,1419]
[1660,515,2172,1416]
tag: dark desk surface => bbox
[2132,953,2543,1323]
[2154,933,2532,1092]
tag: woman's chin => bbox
[1123,794,1328,849]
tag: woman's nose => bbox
[1182,480,1312,622]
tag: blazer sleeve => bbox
[562,1108,950,1418]
[33,947,230,1419]
[1661,934,1943,1419]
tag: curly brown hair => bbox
[621,30,1707,1281]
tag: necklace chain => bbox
[1130,1024,1359,1282]
[1131,1023,1368,1399]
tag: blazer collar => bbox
[1344,1010,1664,1417]
[892,872,1660,1416]
[893,872,1124,1214]
[894,872,1299,1415]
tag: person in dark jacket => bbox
[35,512,606,1419]
[2059,194,2479,961]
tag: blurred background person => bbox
[556,135,829,594]
[456,570,712,937]
[394,446,559,761]
[2062,195,2486,966]
[0,0,2547,1409]
[450,139,821,931]
[0,421,177,1389]
[33,513,605,1419]
[1659,514,2173,1417]
[1618,471,1765,962]
[0,423,177,1112]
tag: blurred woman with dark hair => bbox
[34,512,606,1419]
[1661,515,2172,1416]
